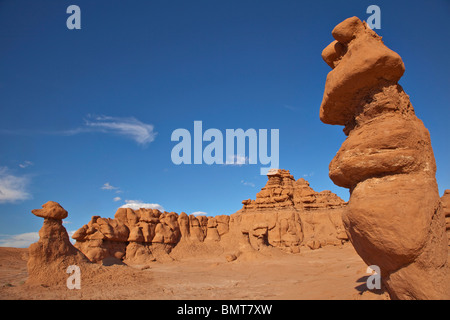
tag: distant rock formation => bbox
[28,201,154,288]
[442,190,450,246]
[73,169,348,263]
[236,169,347,251]
[319,16,449,299]
[27,201,91,286]
[241,169,345,211]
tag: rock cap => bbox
[31,201,68,220]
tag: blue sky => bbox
[0,0,449,247]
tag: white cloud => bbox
[0,167,31,203]
[83,115,157,146]
[18,161,33,169]
[67,230,76,244]
[241,180,255,187]
[120,200,164,211]
[101,183,123,194]
[101,182,119,191]
[224,154,250,166]
[191,211,207,216]
[113,196,122,202]
[0,229,78,247]
[1,115,156,147]
[0,232,39,248]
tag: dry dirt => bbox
[0,243,389,300]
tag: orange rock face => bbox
[442,190,450,246]
[31,201,68,220]
[73,169,348,263]
[236,169,347,251]
[27,202,90,286]
[320,17,449,299]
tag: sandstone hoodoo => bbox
[319,16,449,299]
[27,201,155,290]
[72,169,348,264]
[27,201,91,286]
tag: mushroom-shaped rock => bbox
[31,201,68,220]
[27,202,91,286]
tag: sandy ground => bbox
[0,243,388,300]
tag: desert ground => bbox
[0,242,388,300]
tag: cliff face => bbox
[319,17,449,299]
[72,169,348,263]
[241,169,345,211]
[236,169,347,251]
[442,190,450,246]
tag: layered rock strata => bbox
[237,169,347,251]
[441,190,450,246]
[73,170,348,263]
[27,201,91,286]
[319,16,449,299]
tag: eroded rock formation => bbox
[320,16,449,299]
[442,190,450,246]
[73,169,348,263]
[236,169,347,251]
[27,201,91,286]
[28,201,156,288]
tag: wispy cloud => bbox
[82,115,156,146]
[113,196,122,202]
[284,105,298,112]
[0,232,38,248]
[120,200,164,211]
[224,154,251,166]
[0,115,157,147]
[18,161,33,169]
[101,182,122,194]
[241,180,255,187]
[101,182,119,191]
[0,230,77,247]
[191,211,207,216]
[0,167,31,203]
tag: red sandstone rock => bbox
[234,169,347,253]
[72,169,348,263]
[320,16,405,126]
[27,202,91,286]
[241,170,345,211]
[319,17,449,299]
[441,190,450,246]
[31,201,68,220]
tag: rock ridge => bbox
[72,169,348,263]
